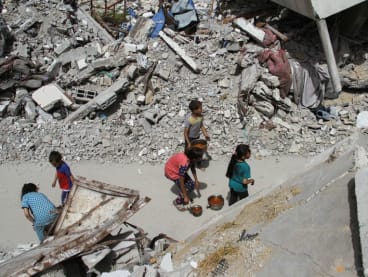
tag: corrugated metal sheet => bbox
[271,0,366,19]
[0,177,150,277]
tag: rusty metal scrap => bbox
[0,177,150,277]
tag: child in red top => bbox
[165,148,203,211]
[49,151,75,205]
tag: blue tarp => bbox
[150,8,165,38]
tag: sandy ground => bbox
[0,155,308,250]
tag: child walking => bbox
[49,151,74,205]
[226,144,255,206]
[184,100,210,149]
[165,147,204,211]
[21,183,58,242]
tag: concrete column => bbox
[316,19,342,94]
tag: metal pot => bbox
[190,139,208,152]
[207,195,224,210]
[189,205,203,217]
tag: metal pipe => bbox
[316,19,342,94]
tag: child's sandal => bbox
[173,200,187,212]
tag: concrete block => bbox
[140,118,152,133]
[155,67,170,81]
[240,64,260,93]
[137,53,149,71]
[7,102,22,116]
[77,58,88,70]
[91,57,114,70]
[54,40,72,56]
[36,106,54,124]
[32,83,73,111]
[14,43,29,58]
[234,18,265,44]
[137,95,146,105]
[15,88,29,103]
[355,168,368,276]
[24,99,37,120]
[0,100,10,117]
[127,64,138,80]
[101,270,130,277]
[65,78,129,122]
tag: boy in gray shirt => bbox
[184,100,210,149]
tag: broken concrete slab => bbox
[240,64,260,93]
[77,58,88,70]
[234,18,265,44]
[159,31,201,73]
[58,42,101,65]
[54,40,72,56]
[128,17,155,44]
[32,83,73,112]
[91,57,114,70]
[137,53,149,72]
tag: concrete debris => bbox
[159,31,201,73]
[32,84,73,112]
[54,40,72,56]
[0,0,364,166]
[128,17,155,44]
[357,111,368,129]
[234,18,265,44]
[65,78,129,122]
[240,64,260,94]
[101,270,131,277]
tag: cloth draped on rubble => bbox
[290,60,333,110]
[170,0,199,30]
[259,49,332,110]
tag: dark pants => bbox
[61,190,70,205]
[229,188,249,206]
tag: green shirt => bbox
[229,161,251,192]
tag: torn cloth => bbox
[170,0,199,30]
[290,60,331,110]
[258,49,291,98]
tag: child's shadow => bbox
[170,182,208,199]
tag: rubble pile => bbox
[0,0,367,164]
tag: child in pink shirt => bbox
[165,148,203,211]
